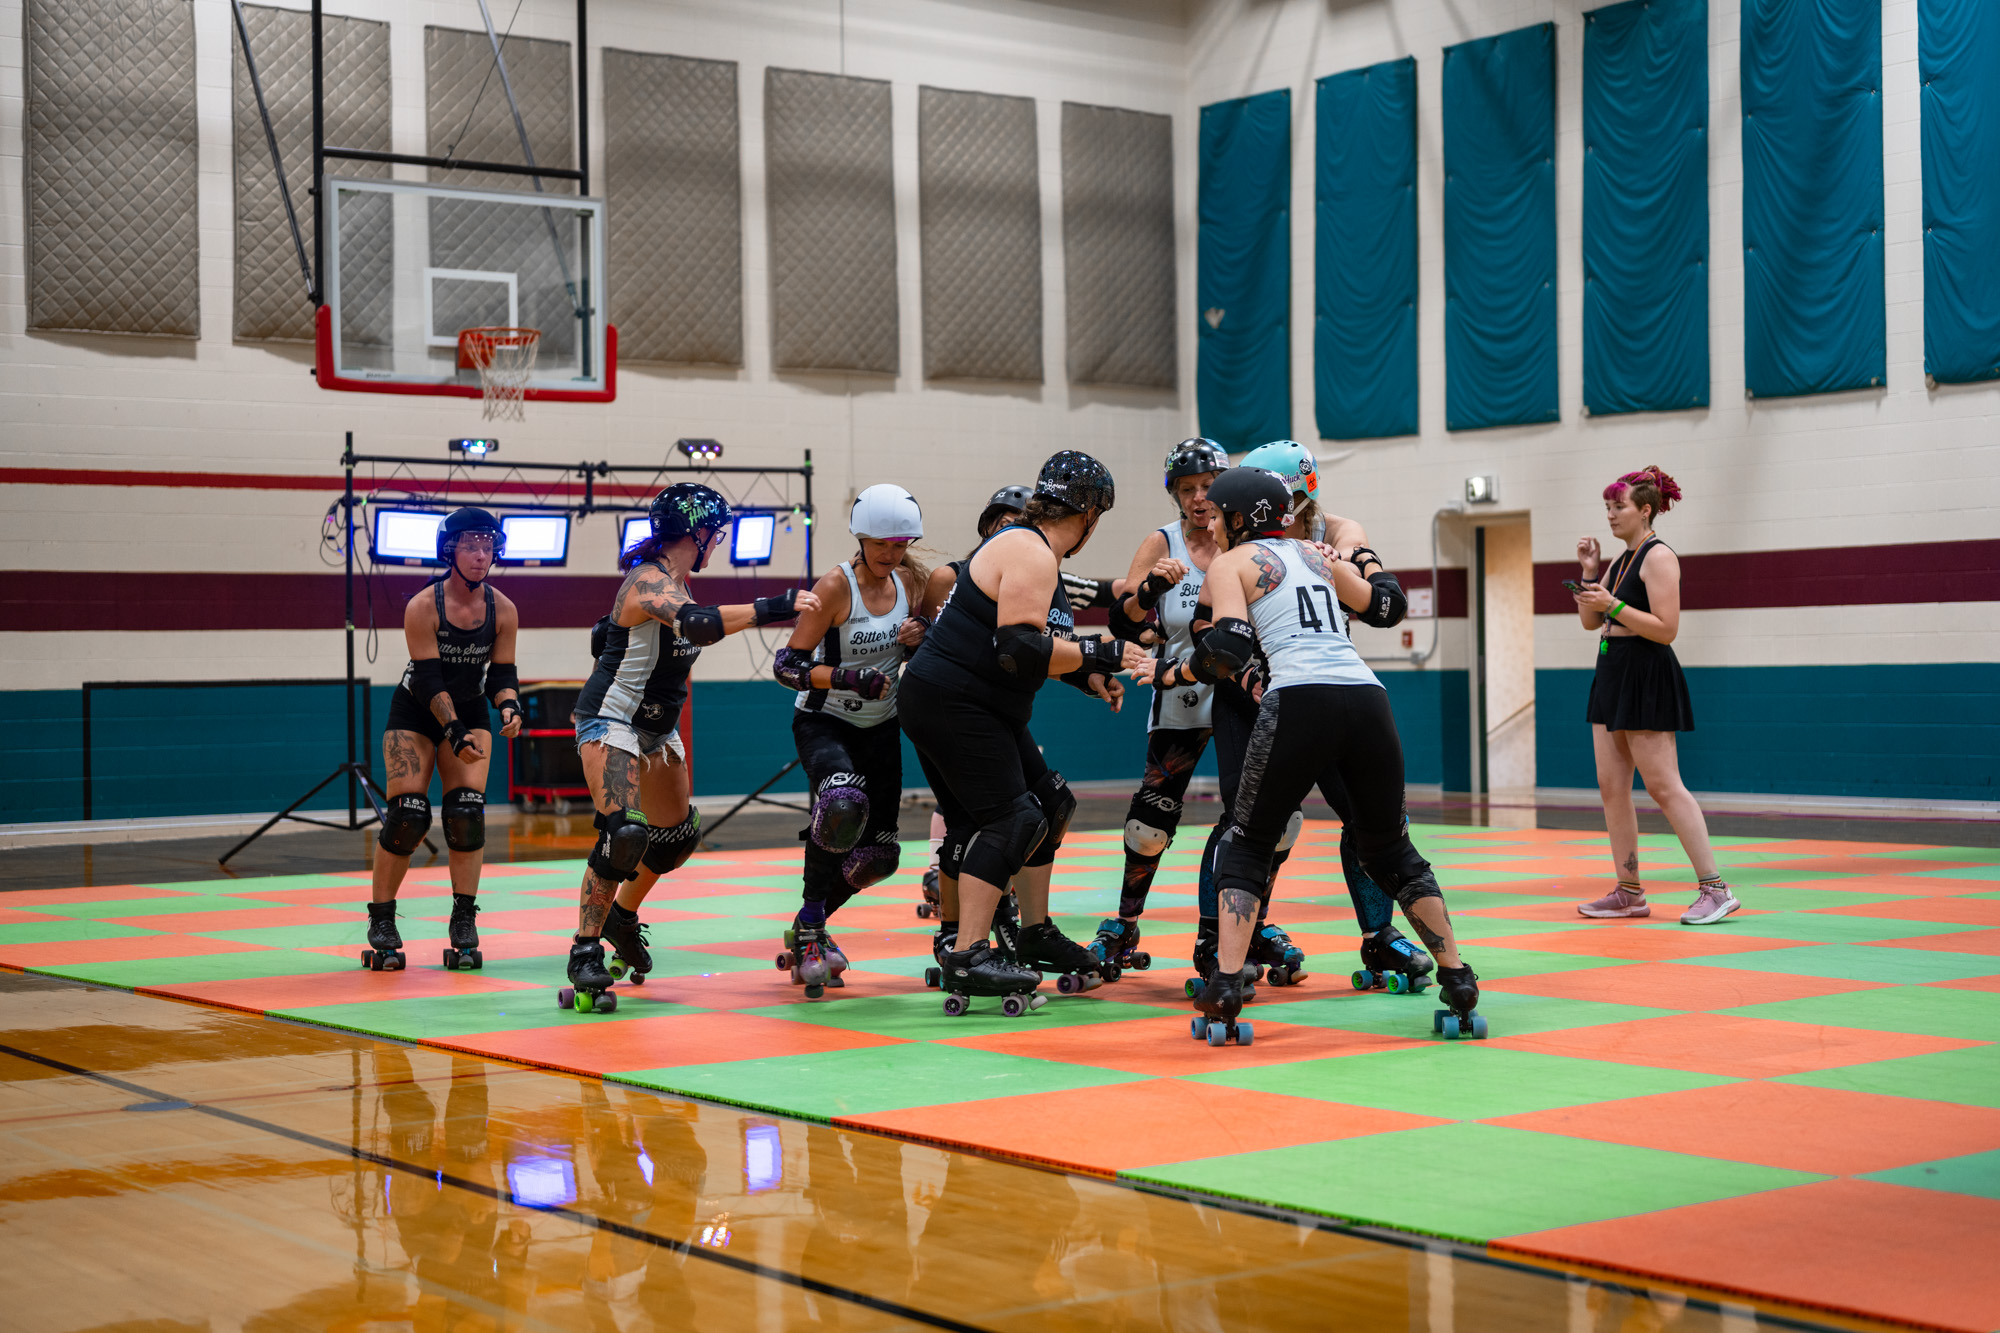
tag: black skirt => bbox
[1586,636,1694,733]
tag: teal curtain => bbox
[1315,58,1418,440]
[1583,0,1708,415]
[1443,23,1559,431]
[1198,89,1291,450]
[1742,0,1883,398]
[1921,0,2000,384]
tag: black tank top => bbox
[573,560,701,733]
[401,582,495,701]
[906,526,1075,723]
[1603,536,1664,627]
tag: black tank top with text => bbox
[401,581,495,702]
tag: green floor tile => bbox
[1726,986,1995,1040]
[1686,945,2000,985]
[619,1043,1148,1119]
[1910,864,2000,881]
[1125,1122,1820,1242]
[1446,915,1597,940]
[1880,846,2000,864]
[667,891,808,916]
[1860,1148,2000,1201]
[737,990,1179,1040]
[277,987,696,1039]
[191,922,371,948]
[154,874,362,893]
[651,916,797,947]
[1182,1043,1729,1120]
[21,894,290,921]
[28,948,353,988]
[1707,912,1985,946]
[1253,987,1667,1040]
[1451,948,1644,981]
[472,948,766,986]
[1775,1045,2000,1109]
[0,919,165,945]
[1696,885,1930,910]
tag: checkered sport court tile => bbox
[6,822,1998,1331]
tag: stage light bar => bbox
[730,512,776,567]
[621,515,651,554]
[498,514,569,567]
[677,437,724,463]
[371,507,445,565]
[449,438,499,457]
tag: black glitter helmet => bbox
[1207,467,1291,541]
[1032,450,1116,515]
[437,506,504,563]
[977,483,1033,536]
[1163,438,1230,492]
[649,482,733,545]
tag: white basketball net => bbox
[460,327,541,423]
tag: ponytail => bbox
[1604,465,1682,524]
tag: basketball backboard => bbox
[314,176,613,402]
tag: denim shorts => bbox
[573,714,685,765]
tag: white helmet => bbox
[850,484,923,540]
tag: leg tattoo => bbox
[579,869,616,936]
[385,731,423,783]
[601,752,640,811]
[1623,851,1639,877]
[1221,888,1259,927]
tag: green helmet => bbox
[1237,440,1318,502]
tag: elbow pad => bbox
[1060,571,1116,610]
[994,623,1055,679]
[1356,572,1407,628]
[774,646,816,691]
[754,590,799,626]
[408,658,446,701]
[484,662,519,701]
[678,605,726,645]
[1190,617,1256,685]
[1108,601,1152,644]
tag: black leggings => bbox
[793,710,904,916]
[1215,684,1432,910]
[1118,727,1211,918]
[899,672,1059,887]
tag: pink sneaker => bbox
[1681,882,1741,925]
[1578,886,1650,918]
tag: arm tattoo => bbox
[1221,887,1260,927]
[629,567,692,627]
[427,691,459,729]
[1248,545,1287,595]
[600,751,640,810]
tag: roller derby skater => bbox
[773,485,932,998]
[564,483,817,1013]
[901,452,1148,1017]
[1183,467,1487,1044]
[367,507,523,973]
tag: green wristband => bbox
[1609,600,1627,619]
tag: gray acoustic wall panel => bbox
[233,6,390,343]
[604,50,742,367]
[766,69,898,374]
[920,87,1041,382]
[426,28,577,357]
[25,0,199,337]
[1062,103,1176,389]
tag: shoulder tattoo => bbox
[1249,544,1287,595]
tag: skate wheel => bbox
[924,967,941,988]
[386,952,406,972]
[468,950,483,970]
[1002,996,1025,1017]
[1387,973,1409,994]
[916,903,933,919]
[1185,979,1205,1001]
[774,952,793,971]
[1441,1014,1461,1040]
[442,950,458,970]
[1191,1016,1208,1041]
[1131,953,1151,970]
[608,957,628,979]
[943,994,969,1017]
[1237,1022,1253,1046]
[804,984,824,1000]
[1351,969,1372,990]
[1057,974,1080,995]
[1206,1023,1227,1047]
[1028,994,1047,1011]
[576,990,594,1013]
[1469,1014,1489,1039]
[1432,1009,1447,1033]
[597,991,618,1014]
[628,971,644,986]
[558,987,574,1009]
[360,950,375,970]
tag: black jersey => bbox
[1602,536,1664,628]
[573,561,702,733]
[400,582,495,702]
[906,526,1074,724]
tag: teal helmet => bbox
[1237,440,1318,502]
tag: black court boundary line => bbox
[0,1042,990,1333]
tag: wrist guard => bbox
[1355,571,1407,628]
[774,646,816,691]
[753,590,799,626]
[496,698,523,728]
[1135,569,1176,611]
[1153,657,1185,689]
[1347,545,1384,575]
[830,666,891,700]
[442,717,475,757]
[1075,634,1124,675]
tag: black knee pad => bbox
[1214,824,1279,904]
[377,793,431,856]
[442,787,485,852]
[589,808,650,882]
[1024,771,1076,868]
[806,777,868,854]
[938,829,969,881]
[641,808,701,874]
[961,793,1048,886]
[1390,868,1444,910]
[842,834,900,890]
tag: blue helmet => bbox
[1237,440,1317,501]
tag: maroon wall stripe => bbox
[1532,539,2000,615]
[0,466,669,500]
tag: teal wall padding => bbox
[1197,88,1291,451]
[1536,663,2000,801]
[1919,0,2000,385]
[1583,0,1709,416]
[1442,23,1558,431]
[1315,58,1419,441]
[1741,0,1884,398]
[1378,670,1458,789]
[1,690,82,823]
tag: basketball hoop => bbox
[458,326,541,422]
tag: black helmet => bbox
[1164,438,1229,492]
[1033,450,1116,515]
[977,483,1033,536]
[437,507,504,564]
[1207,467,1291,541]
[649,482,733,544]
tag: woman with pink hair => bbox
[1571,466,1738,926]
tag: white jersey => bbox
[1244,540,1381,691]
[795,561,908,728]
[1150,522,1213,731]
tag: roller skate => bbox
[440,893,482,971]
[1018,919,1106,994]
[917,867,941,919]
[1248,922,1307,987]
[1183,918,1257,1004]
[601,901,651,986]
[558,936,620,1014]
[936,938,1045,1018]
[1190,964,1257,1047]
[1432,964,1487,1040]
[1351,925,1433,995]
[775,920,842,999]
[360,901,406,971]
[924,921,958,989]
[1087,917,1150,979]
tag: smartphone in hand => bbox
[1562,579,1586,594]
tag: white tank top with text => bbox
[1245,540,1381,692]
[795,562,908,727]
